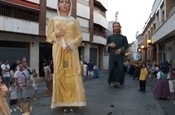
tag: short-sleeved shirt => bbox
[14,70,26,87]
[1,64,10,77]
[9,86,17,99]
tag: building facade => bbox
[137,0,175,67]
[0,0,109,75]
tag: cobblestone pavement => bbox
[11,72,175,115]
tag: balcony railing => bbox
[0,8,39,22]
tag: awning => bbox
[0,0,40,11]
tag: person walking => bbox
[153,60,170,100]
[106,22,129,87]
[46,0,86,113]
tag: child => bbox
[133,62,141,80]
[44,61,53,97]
[0,75,11,115]
[138,63,148,92]
[153,60,170,100]
[93,65,100,78]
[19,99,32,115]
[31,69,39,100]
[9,80,18,112]
[169,68,175,99]
[83,61,87,80]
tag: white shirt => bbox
[9,86,17,99]
[1,64,10,77]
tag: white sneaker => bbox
[69,108,74,114]
[63,109,67,114]
[10,109,13,112]
[13,108,17,112]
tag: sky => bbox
[106,0,155,43]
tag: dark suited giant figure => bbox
[106,22,128,86]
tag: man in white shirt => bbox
[1,59,11,87]
[22,58,32,99]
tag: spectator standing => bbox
[168,68,175,99]
[83,61,87,80]
[31,69,39,100]
[87,61,94,80]
[14,62,27,103]
[133,62,141,80]
[1,59,11,87]
[9,80,17,113]
[22,58,32,99]
[138,63,148,92]
[44,61,52,97]
[93,65,100,78]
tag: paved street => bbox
[11,72,175,115]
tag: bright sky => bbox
[106,0,155,43]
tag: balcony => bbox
[152,7,175,43]
[94,11,108,29]
[82,32,90,41]
[0,16,39,35]
[93,35,106,45]
[77,3,90,19]
[95,0,108,11]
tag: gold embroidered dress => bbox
[46,0,86,109]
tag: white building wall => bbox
[47,0,57,9]
[0,17,39,35]
[77,3,90,19]
[94,11,108,29]
[96,0,108,10]
[82,32,90,41]
[93,35,106,45]
[77,17,89,28]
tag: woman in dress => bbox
[46,0,86,113]
[153,60,170,100]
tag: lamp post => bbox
[141,45,145,49]
[147,39,152,45]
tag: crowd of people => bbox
[0,57,53,115]
[124,59,175,100]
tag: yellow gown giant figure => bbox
[46,0,86,109]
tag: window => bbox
[162,10,165,22]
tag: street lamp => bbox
[147,39,152,45]
[141,45,145,49]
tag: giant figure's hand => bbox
[65,45,73,52]
[115,49,121,55]
[109,42,116,48]
[55,28,66,38]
